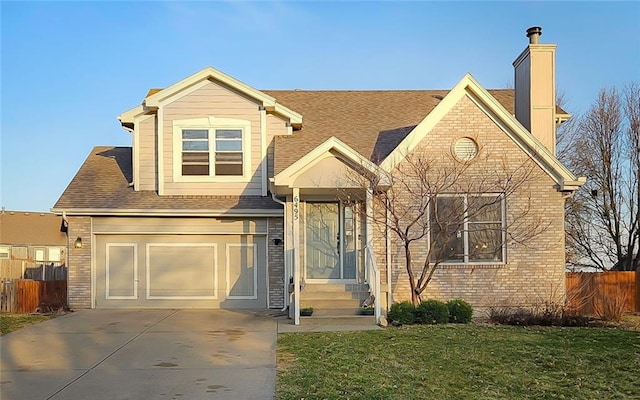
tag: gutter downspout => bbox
[270,181,289,312]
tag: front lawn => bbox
[277,324,640,400]
[0,312,51,335]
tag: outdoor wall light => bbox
[74,237,83,248]
[273,238,282,245]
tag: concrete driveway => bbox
[0,309,278,400]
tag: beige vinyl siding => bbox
[162,80,264,195]
[266,114,289,179]
[93,217,267,235]
[138,115,157,191]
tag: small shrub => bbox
[447,299,473,323]
[388,301,416,325]
[488,306,599,327]
[593,288,627,322]
[415,300,449,324]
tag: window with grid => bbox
[214,129,243,176]
[180,128,244,176]
[182,129,210,175]
[429,194,505,263]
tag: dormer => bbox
[117,67,301,196]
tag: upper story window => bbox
[182,129,210,175]
[214,129,243,175]
[173,117,251,182]
[429,194,505,264]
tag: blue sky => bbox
[1,1,639,212]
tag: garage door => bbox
[95,234,266,308]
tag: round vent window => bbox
[454,138,478,161]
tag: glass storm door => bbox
[305,202,357,281]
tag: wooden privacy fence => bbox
[1,280,67,313]
[566,271,640,315]
[1,260,67,281]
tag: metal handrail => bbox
[365,245,381,322]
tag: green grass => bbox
[0,312,51,335]
[277,324,640,400]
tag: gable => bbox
[292,156,365,189]
[142,67,302,125]
[272,137,390,194]
[379,74,585,192]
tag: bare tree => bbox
[340,148,550,305]
[564,83,640,271]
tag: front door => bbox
[305,202,357,281]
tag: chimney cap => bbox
[526,26,542,44]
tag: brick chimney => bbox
[513,26,557,155]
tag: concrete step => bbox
[304,307,373,317]
[300,291,370,301]
[300,299,364,309]
[301,315,376,325]
[302,283,369,292]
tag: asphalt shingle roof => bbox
[53,147,283,212]
[0,211,67,246]
[55,88,565,211]
[263,89,518,173]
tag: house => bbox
[0,210,67,279]
[53,27,584,323]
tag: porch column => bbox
[292,187,301,325]
[365,188,381,322]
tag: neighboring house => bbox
[0,210,68,279]
[0,210,67,264]
[53,27,584,323]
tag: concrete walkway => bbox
[0,310,277,400]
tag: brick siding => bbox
[67,216,92,309]
[376,95,567,311]
[268,217,285,308]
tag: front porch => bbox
[271,137,391,325]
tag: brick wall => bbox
[378,95,566,311]
[67,216,92,309]
[268,217,285,308]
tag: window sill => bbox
[436,263,505,270]
[173,174,251,183]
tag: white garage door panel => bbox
[106,244,137,299]
[227,244,256,299]
[147,244,217,299]
[95,234,266,309]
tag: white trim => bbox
[171,117,252,183]
[292,188,300,325]
[273,136,390,189]
[157,106,165,195]
[105,243,138,300]
[118,105,147,125]
[145,243,218,300]
[52,208,283,217]
[143,66,302,124]
[260,108,267,196]
[225,243,258,300]
[378,73,585,192]
[133,118,139,190]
